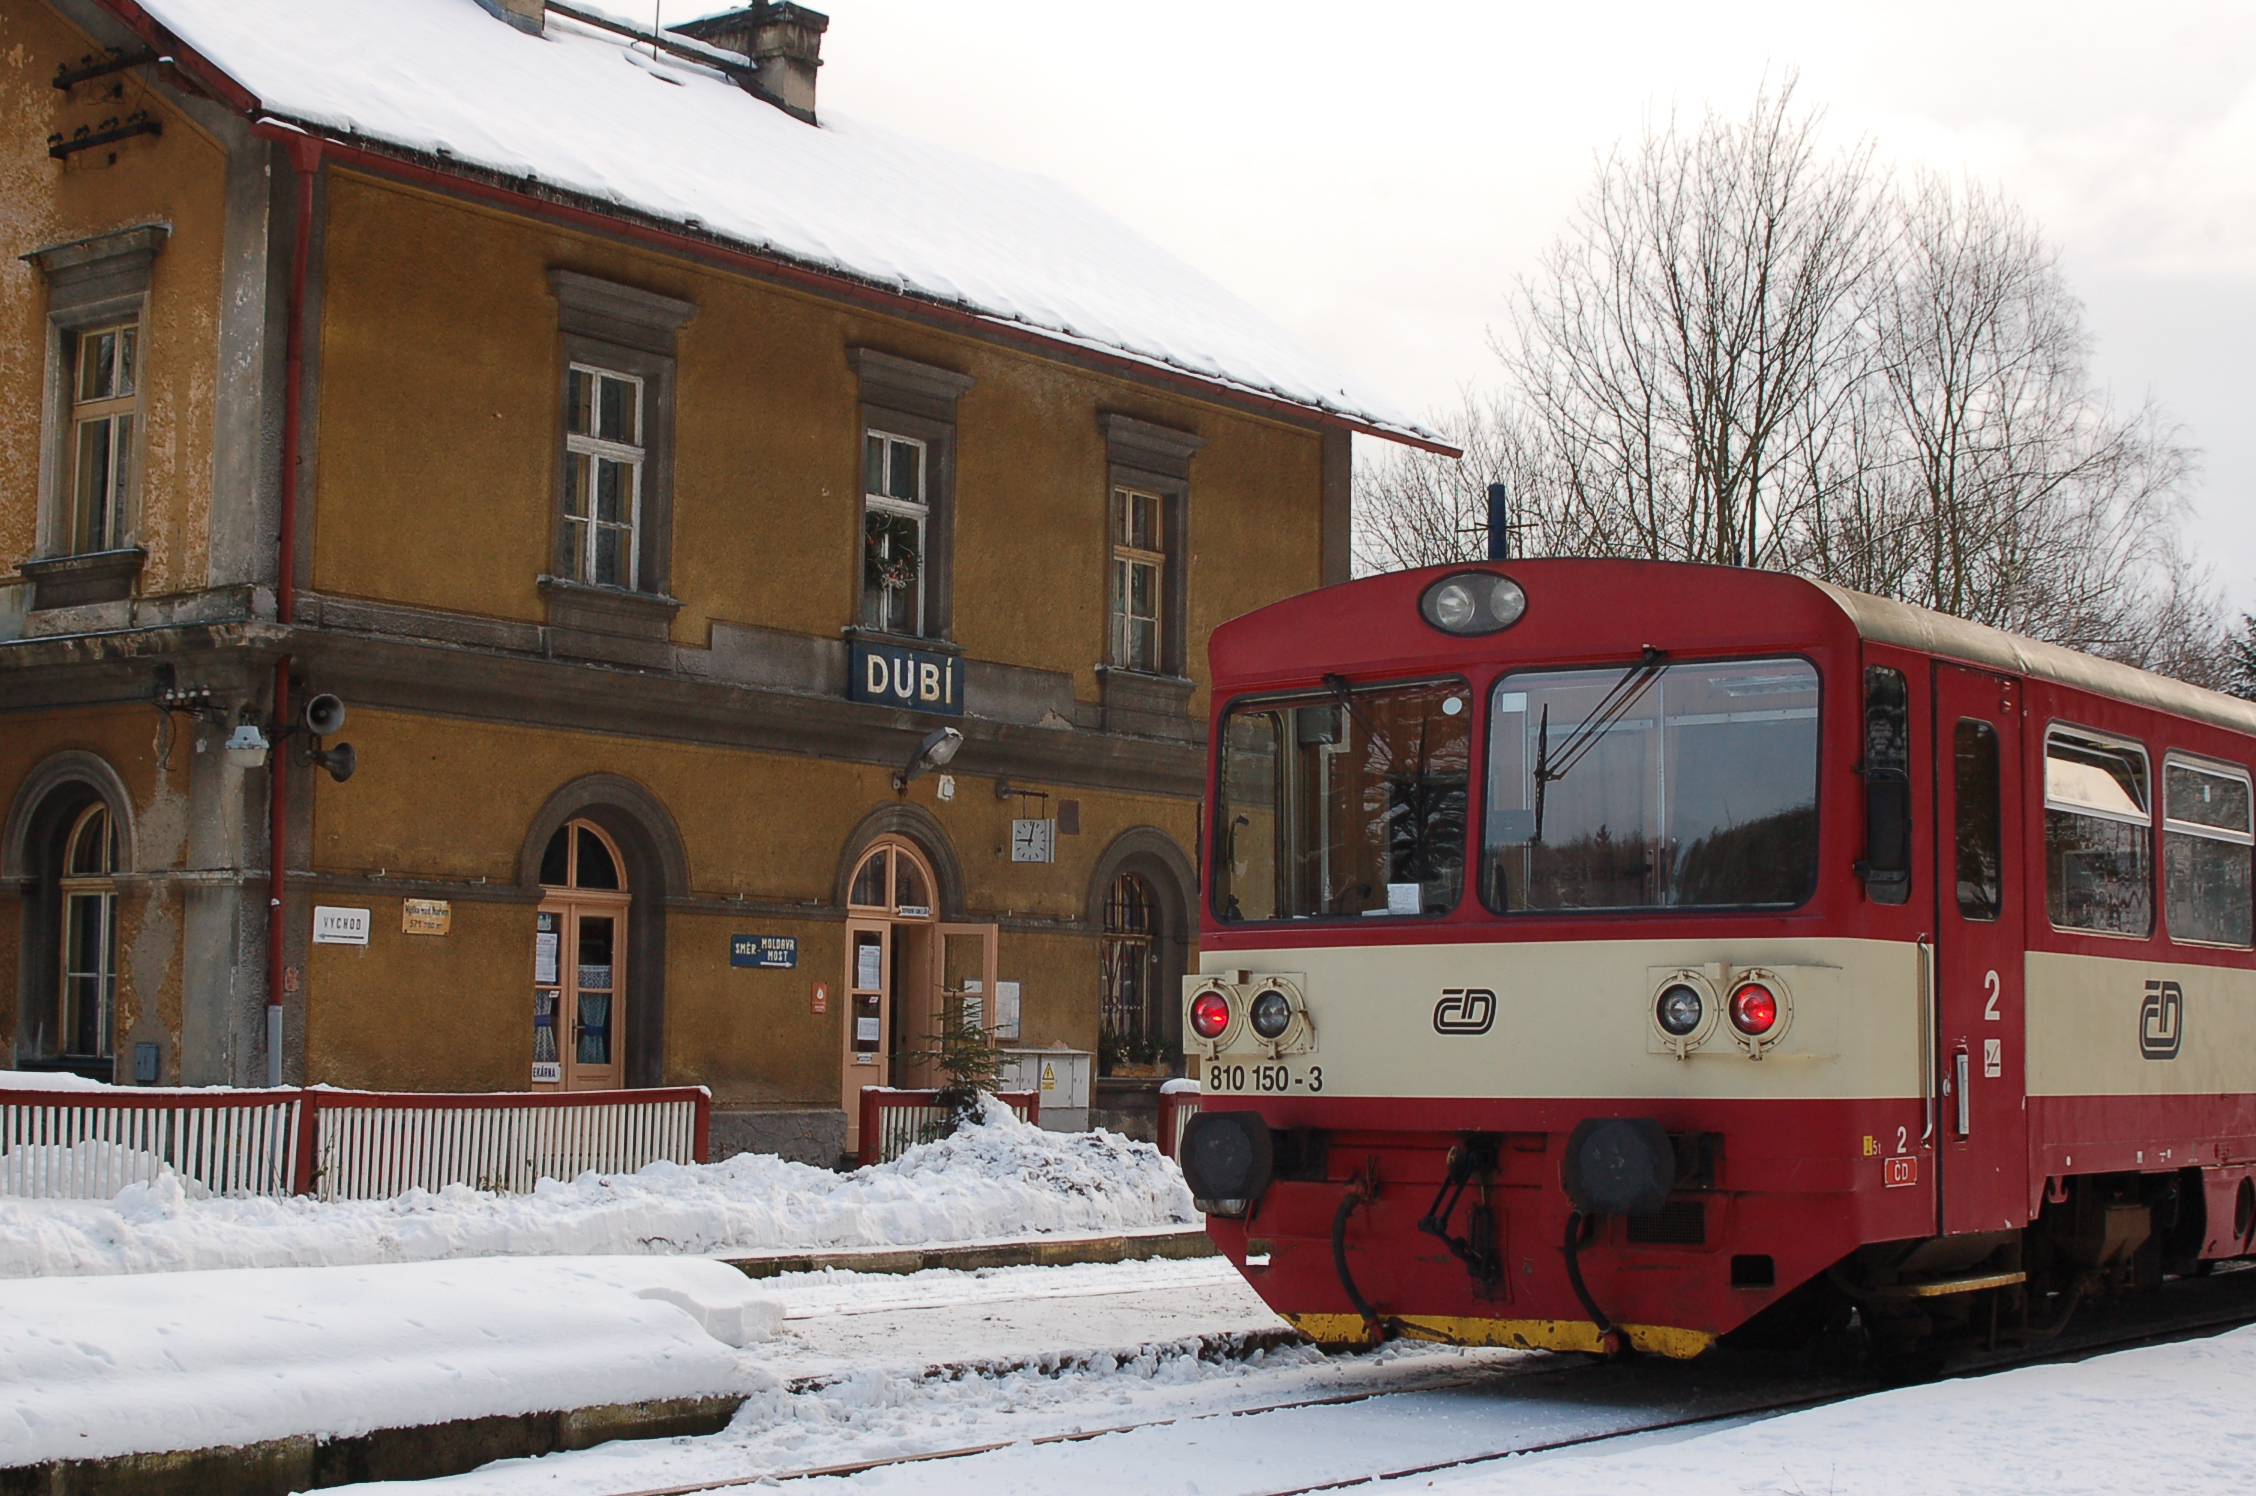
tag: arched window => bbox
[847,837,934,918]
[59,803,118,1062]
[1100,872,1161,1072]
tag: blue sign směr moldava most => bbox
[849,639,962,716]
[731,935,798,969]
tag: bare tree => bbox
[1505,79,1875,568]
[1356,87,2223,682]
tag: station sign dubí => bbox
[848,638,963,716]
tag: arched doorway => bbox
[1099,871,1163,1074]
[535,819,629,1091]
[5,753,135,1084]
[841,835,994,1148]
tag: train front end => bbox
[1183,560,1927,1357]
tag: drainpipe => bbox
[265,132,321,1088]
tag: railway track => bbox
[571,1264,2256,1496]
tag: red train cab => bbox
[1179,559,2256,1359]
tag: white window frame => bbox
[1110,486,1165,673]
[67,321,139,555]
[562,363,645,589]
[58,802,118,1061]
[863,429,929,637]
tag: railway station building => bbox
[0,0,1433,1159]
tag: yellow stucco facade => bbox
[0,0,1363,1160]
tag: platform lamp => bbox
[894,726,963,793]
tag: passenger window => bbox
[2163,759,2253,948]
[1861,666,1911,905]
[2043,730,2151,936]
[1954,719,2002,922]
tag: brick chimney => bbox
[673,4,829,125]
[475,0,544,36]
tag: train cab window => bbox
[1954,720,2003,921]
[1214,678,1470,921]
[2044,729,2152,936]
[2162,758,2253,948]
[1482,657,1819,912]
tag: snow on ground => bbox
[0,1103,1196,1278]
[1439,1325,2256,1496]
[0,1256,779,1467]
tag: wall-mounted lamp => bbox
[223,722,271,770]
[894,726,963,792]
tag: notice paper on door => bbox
[535,931,559,985]
[855,943,882,990]
[856,1017,881,1042]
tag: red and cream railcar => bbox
[1178,559,2256,1359]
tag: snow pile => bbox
[0,1256,777,1466]
[0,1102,1198,1278]
[1441,1324,2256,1496]
[130,0,1431,442]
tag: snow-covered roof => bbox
[122,0,1438,445]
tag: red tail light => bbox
[1190,989,1232,1040]
[1729,982,1779,1036]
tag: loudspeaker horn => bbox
[303,693,347,737]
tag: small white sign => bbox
[1386,882,1422,915]
[856,1016,882,1042]
[531,1062,561,1084]
[313,906,371,946]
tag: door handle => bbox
[1953,1050,1971,1137]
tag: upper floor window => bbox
[2043,728,2151,936]
[71,324,137,553]
[561,364,644,589]
[863,430,928,635]
[2163,756,2253,948]
[1111,487,1165,672]
[60,802,118,1061]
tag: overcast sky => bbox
[667,0,2256,605]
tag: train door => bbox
[1932,663,2028,1234]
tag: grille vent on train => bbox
[1625,1199,1706,1245]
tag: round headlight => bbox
[1418,570,1527,636]
[1656,983,1704,1037]
[1729,982,1779,1036]
[1190,989,1233,1040]
[1249,988,1293,1040]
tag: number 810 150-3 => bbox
[1207,1062,1322,1094]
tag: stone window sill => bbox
[20,548,144,610]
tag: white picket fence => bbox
[0,1085,709,1201]
[0,1093,299,1199]
[310,1090,706,1200]
[857,1087,1039,1165]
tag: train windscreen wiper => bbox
[1532,646,1666,844]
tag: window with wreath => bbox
[58,803,119,1063]
[862,430,928,635]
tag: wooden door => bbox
[536,895,627,1091]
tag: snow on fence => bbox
[308,1088,710,1201]
[0,1086,708,1201]
[858,1087,1039,1166]
[0,1090,298,1200]
[1157,1079,1200,1163]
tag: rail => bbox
[857,1087,1039,1166]
[0,1085,709,1200]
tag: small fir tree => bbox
[920,987,1004,1137]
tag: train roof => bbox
[1809,580,2256,738]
